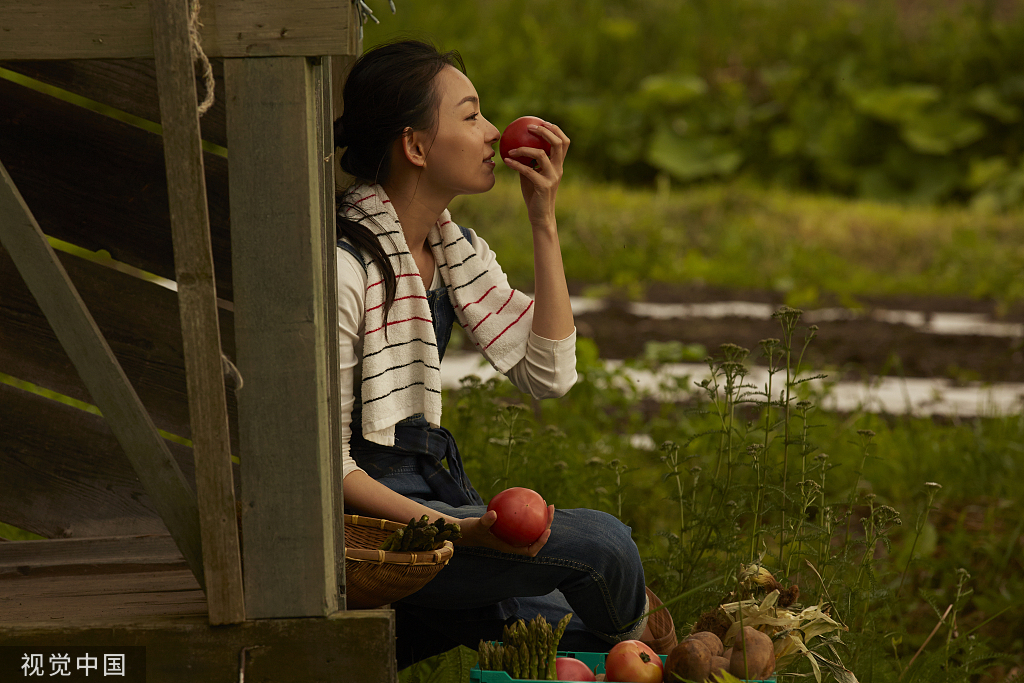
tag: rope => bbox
[188,0,216,116]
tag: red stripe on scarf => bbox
[484,300,534,350]
[471,312,493,333]
[496,290,515,315]
[367,273,421,290]
[462,285,496,311]
[366,294,428,313]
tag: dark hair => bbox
[335,40,466,328]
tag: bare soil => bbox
[569,282,1024,383]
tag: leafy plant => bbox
[439,309,1023,682]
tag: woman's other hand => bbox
[454,504,555,557]
[502,122,570,229]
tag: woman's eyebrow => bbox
[456,95,479,107]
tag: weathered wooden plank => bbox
[0,612,396,683]
[226,57,339,618]
[0,59,228,148]
[0,569,208,623]
[0,1,355,60]
[151,0,243,626]
[0,76,234,300]
[0,161,204,590]
[0,383,219,540]
[0,535,185,573]
[316,55,348,607]
[0,246,240,453]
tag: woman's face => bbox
[419,66,501,197]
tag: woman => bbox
[334,39,675,666]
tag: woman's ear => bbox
[399,127,429,168]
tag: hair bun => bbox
[333,116,349,149]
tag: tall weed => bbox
[443,312,1024,682]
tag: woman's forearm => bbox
[343,470,459,525]
[529,221,575,341]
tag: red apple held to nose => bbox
[486,487,548,546]
[604,640,664,683]
[500,115,552,168]
[555,656,597,681]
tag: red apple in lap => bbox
[556,656,597,681]
[604,640,664,683]
[486,487,548,546]
[499,115,552,167]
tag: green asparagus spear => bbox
[545,618,557,680]
[510,643,521,679]
[381,528,403,551]
[530,633,539,680]
[477,640,488,670]
[554,612,572,646]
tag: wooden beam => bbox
[317,56,347,607]
[0,1,355,60]
[0,76,235,300]
[0,160,205,590]
[0,383,220,541]
[0,535,186,574]
[226,57,340,618]
[0,569,208,624]
[0,612,396,682]
[0,247,240,454]
[1,59,228,148]
[150,0,243,627]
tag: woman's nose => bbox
[485,119,500,144]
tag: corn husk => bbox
[717,590,858,683]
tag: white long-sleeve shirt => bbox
[338,231,577,480]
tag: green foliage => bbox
[365,0,1024,209]
[398,645,478,683]
[449,176,1024,308]
[441,312,1024,682]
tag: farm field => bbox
[401,176,1024,683]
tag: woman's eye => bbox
[467,113,479,121]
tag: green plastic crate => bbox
[470,650,777,683]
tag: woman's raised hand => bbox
[455,504,556,557]
[502,122,570,230]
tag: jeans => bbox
[363,456,649,662]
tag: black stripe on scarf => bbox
[362,382,442,404]
[362,337,438,359]
[361,359,441,383]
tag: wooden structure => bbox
[0,1,396,679]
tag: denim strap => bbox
[393,422,485,507]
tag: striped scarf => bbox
[341,183,534,447]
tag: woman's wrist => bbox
[530,216,558,236]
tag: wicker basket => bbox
[344,514,455,609]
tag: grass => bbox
[450,174,1024,311]
[436,310,1023,683]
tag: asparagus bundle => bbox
[477,612,573,680]
[379,515,462,551]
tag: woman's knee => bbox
[552,508,641,567]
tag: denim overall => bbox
[338,233,647,667]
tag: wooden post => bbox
[316,56,348,608]
[226,56,341,618]
[150,0,245,625]
[0,161,205,589]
